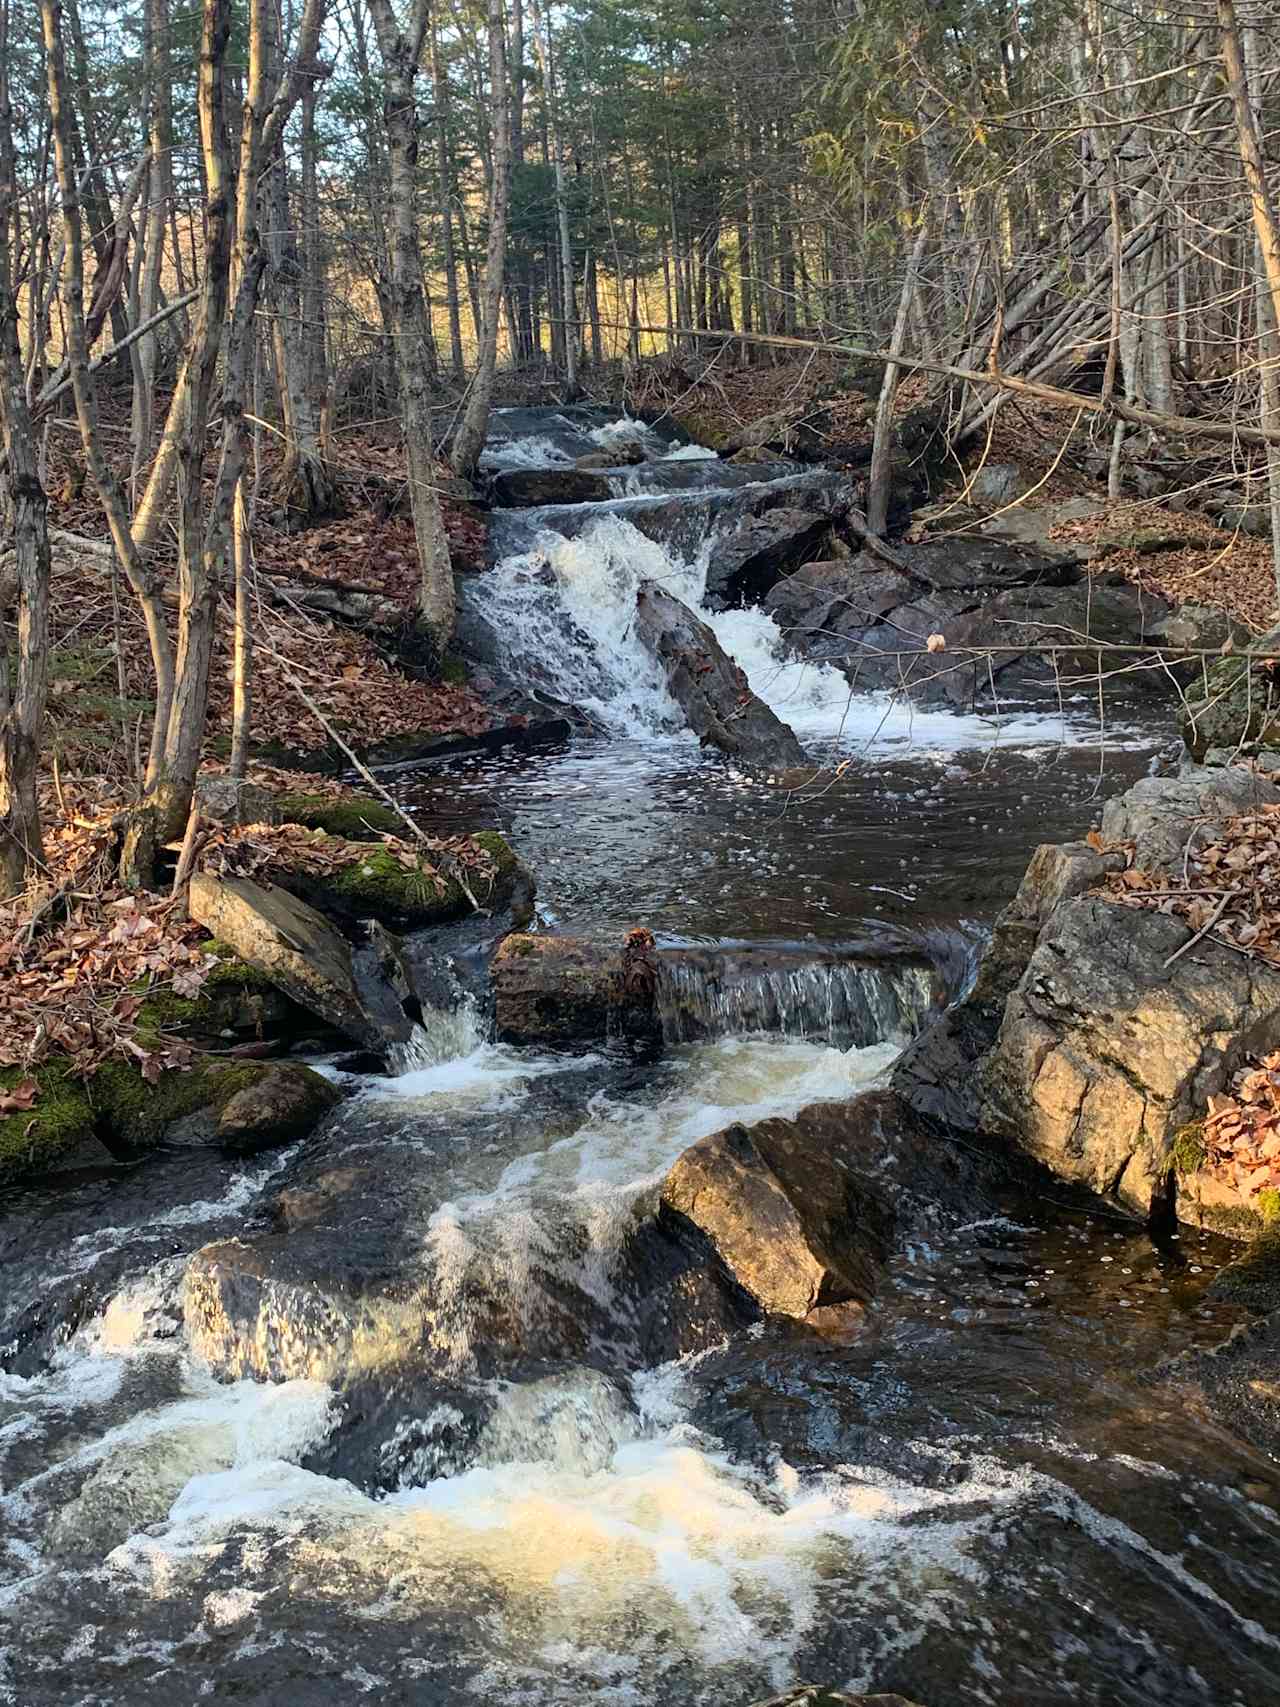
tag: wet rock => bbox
[1180,622,1280,759]
[46,1430,235,1561]
[489,466,614,506]
[575,443,645,469]
[188,872,395,1051]
[216,1063,342,1155]
[633,579,807,770]
[705,505,846,605]
[660,1091,991,1320]
[492,931,658,1048]
[661,1117,889,1318]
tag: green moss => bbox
[0,1060,96,1179]
[1171,1123,1207,1175]
[1258,1186,1280,1225]
[438,654,469,687]
[275,792,404,840]
[89,1057,267,1150]
[282,830,523,927]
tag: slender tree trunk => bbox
[868,226,927,537]
[367,0,456,646]
[41,0,175,789]
[0,6,49,894]
[431,16,466,377]
[453,0,510,477]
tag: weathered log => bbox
[633,580,806,770]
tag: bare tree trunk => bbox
[453,0,510,477]
[0,6,49,894]
[529,0,576,394]
[41,0,176,788]
[366,0,456,648]
[431,14,466,377]
[1225,0,1280,591]
[867,226,927,537]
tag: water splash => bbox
[386,993,484,1075]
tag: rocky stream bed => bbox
[2,409,1279,1707]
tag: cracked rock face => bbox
[897,764,1280,1228]
[978,894,1280,1216]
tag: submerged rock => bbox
[633,579,807,770]
[749,1691,924,1707]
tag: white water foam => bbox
[479,435,576,472]
[476,508,1118,756]
[661,441,719,461]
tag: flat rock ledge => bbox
[895,762,1280,1232]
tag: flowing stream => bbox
[2,409,1277,1707]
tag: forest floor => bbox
[4,355,1276,1112]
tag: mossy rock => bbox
[1181,624,1280,759]
[1207,1229,1280,1311]
[1171,1122,1206,1175]
[0,1060,102,1182]
[88,1057,273,1151]
[275,793,405,840]
[132,943,310,1048]
[275,830,530,929]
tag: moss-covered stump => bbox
[274,830,532,930]
[1181,623,1280,759]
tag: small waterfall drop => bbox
[386,991,484,1075]
[656,953,941,1048]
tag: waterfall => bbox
[386,992,484,1075]
[656,954,940,1048]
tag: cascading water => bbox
[467,428,1122,755]
[3,411,1275,1707]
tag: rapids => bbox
[1,411,1277,1707]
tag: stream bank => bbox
[3,409,1279,1707]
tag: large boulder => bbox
[767,536,1173,710]
[188,872,401,1051]
[660,1091,996,1323]
[634,579,806,769]
[978,894,1280,1217]
[705,506,846,605]
[899,766,1280,1228]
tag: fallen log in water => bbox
[633,579,806,770]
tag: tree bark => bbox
[452,0,511,477]
[366,0,456,648]
[0,8,49,894]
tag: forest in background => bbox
[2,0,1280,897]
